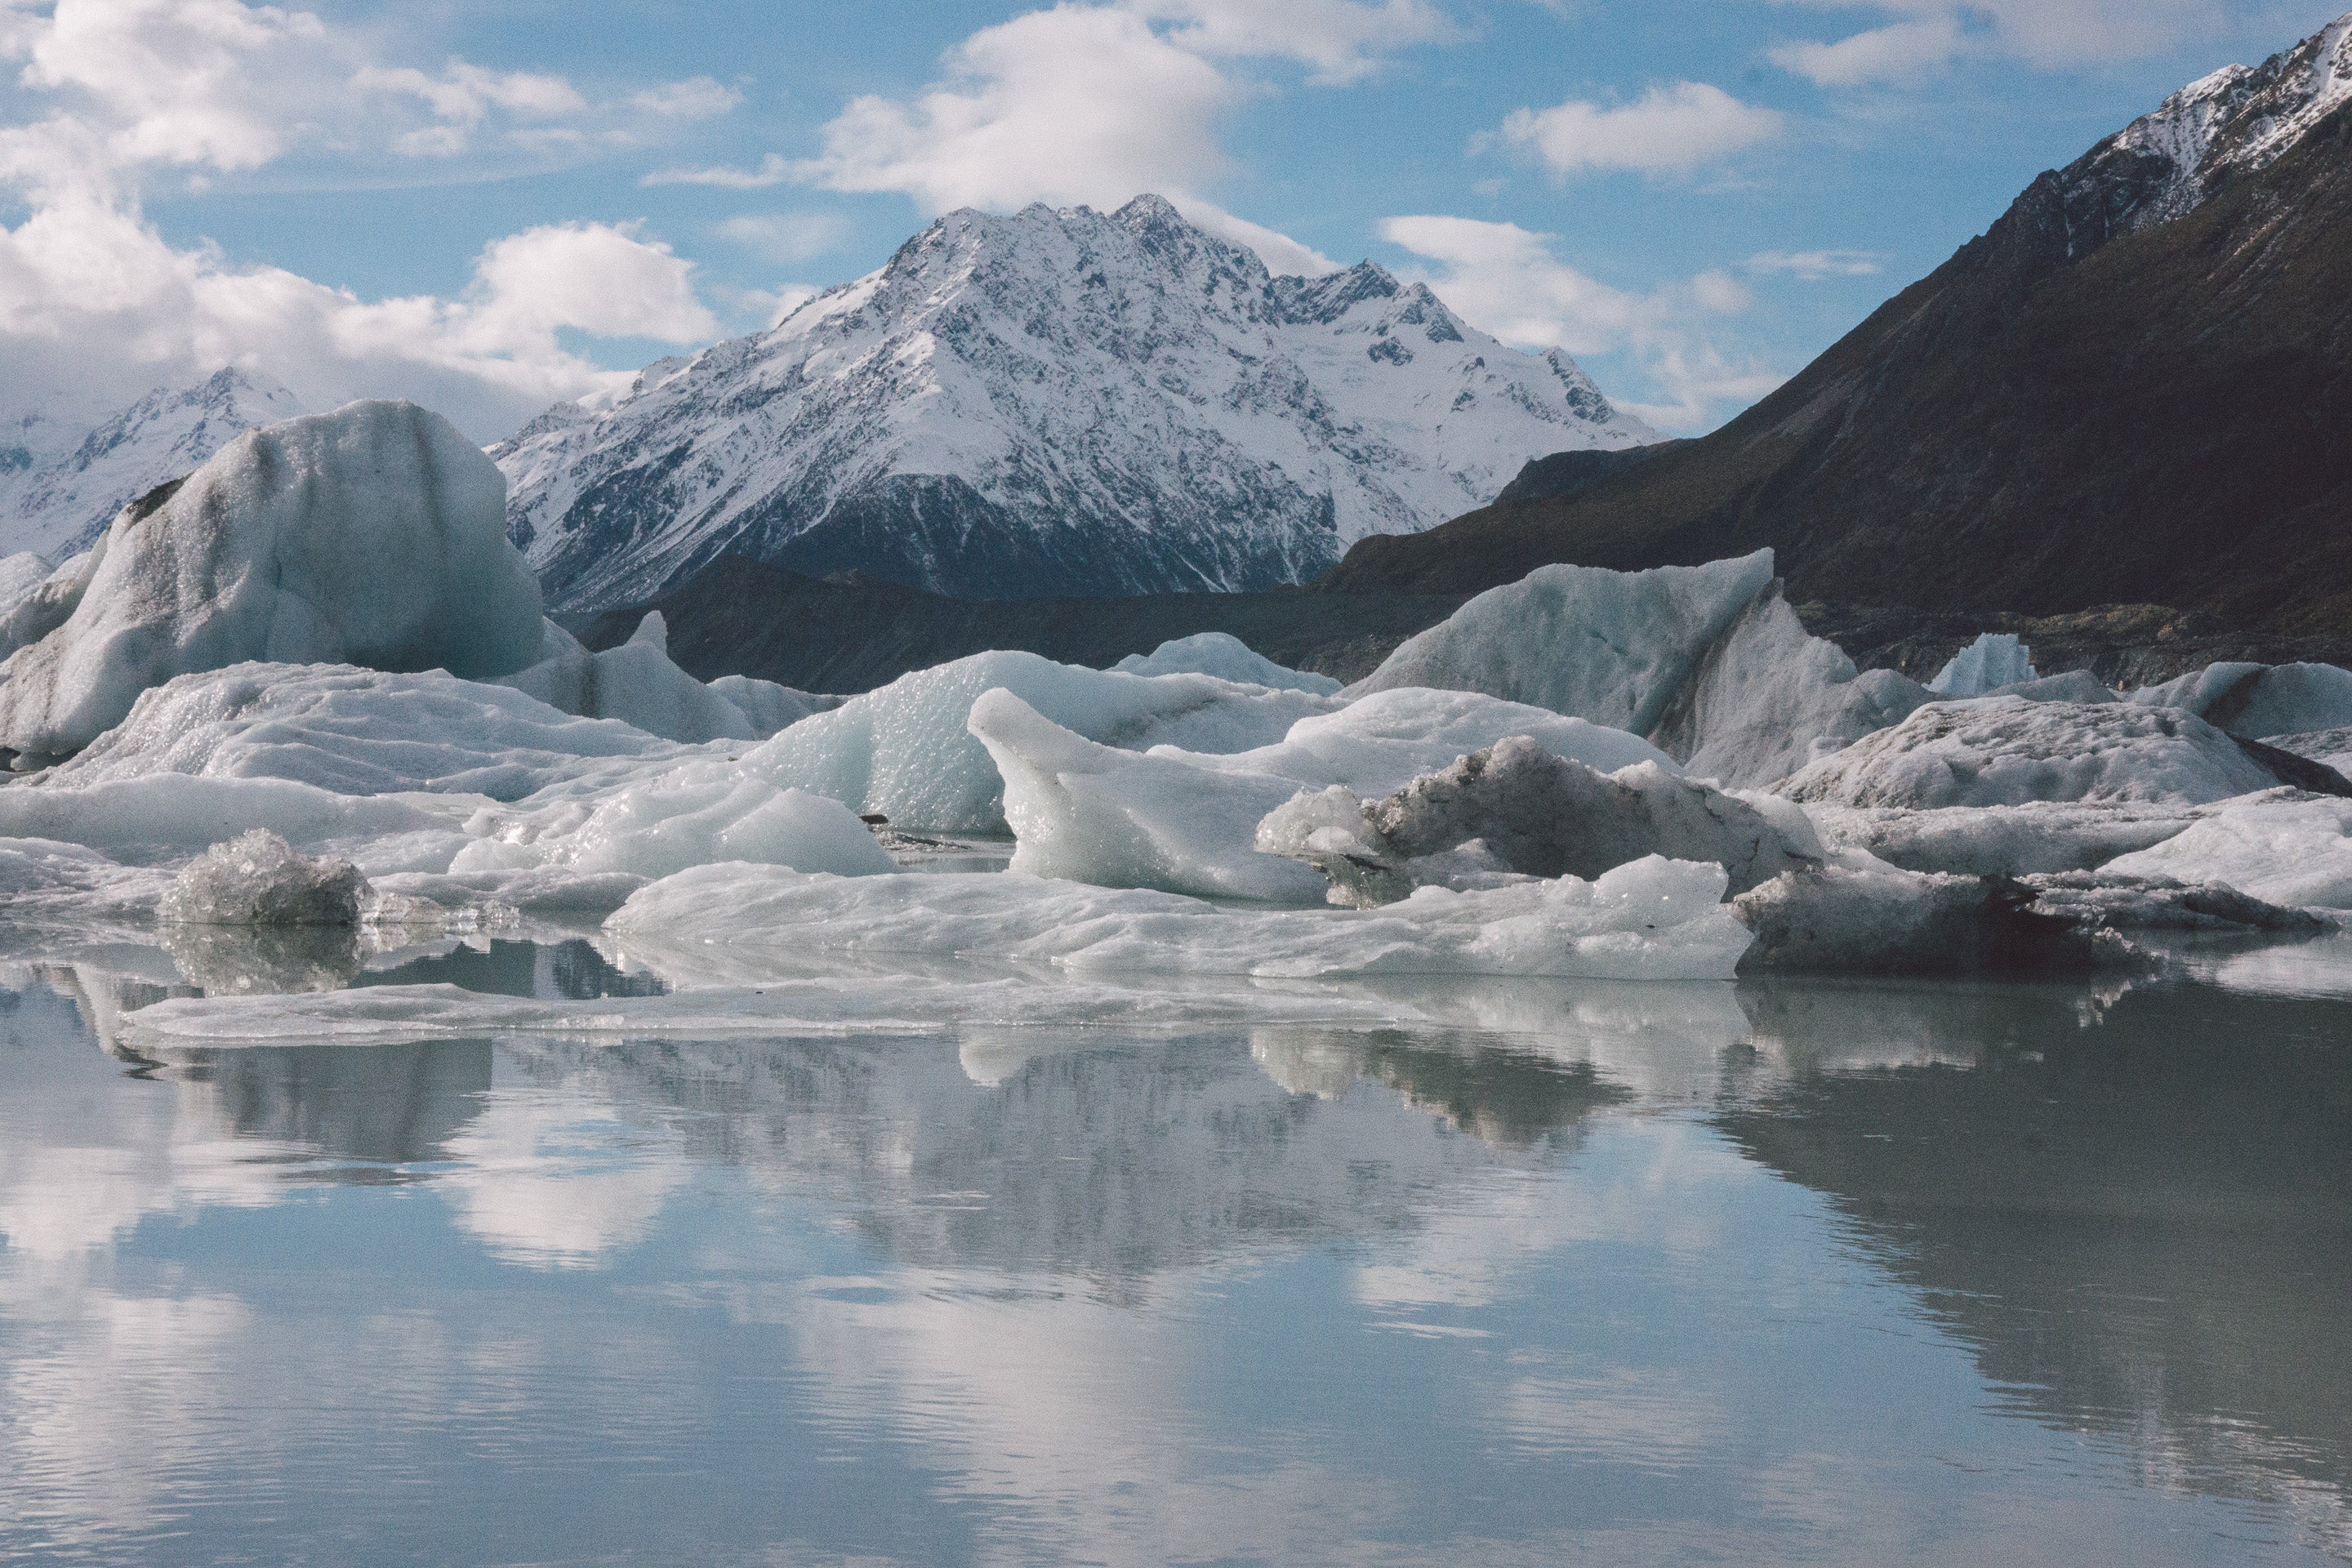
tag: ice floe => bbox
[1112,632,1341,695]
[497,611,822,743]
[1256,735,1820,907]
[2130,661,2352,739]
[1777,697,2325,808]
[2103,790,2352,909]
[969,686,1679,901]
[35,662,690,800]
[0,401,543,761]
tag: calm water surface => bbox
[1,937,2347,1566]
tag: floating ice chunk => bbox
[2017,871,2330,934]
[605,857,1755,982]
[1802,801,2199,877]
[1113,633,1342,695]
[1352,551,1777,731]
[1777,697,2314,808]
[2128,661,2352,739]
[1928,633,2038,696]
[38,662,690,800]
[0,773,471,873]
[742,649,1340,833]
[2104,790,2352,909]
[967,687,1680,901]
[1732,862,2131,975]
[367,866,652,918]
[1649,585,1931,787]
[1258,736,1820,907]
[453,774,895,882]
[158,829,366,926]
[496,610,766,744]
[0,835,168,932]
[709,674,837,735]
[0,401,545,759]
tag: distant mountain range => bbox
[493,194,1655,608]
[1327,10,2352,641]
[0,369,306,562]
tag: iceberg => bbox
[157,829,365,926]
[1802,801,2199,877]
[1348,550,1931,786]
[967,686,1682,901]
[1731,862,2132,976]
[0,401,544,760]
[1927,633,2038,696]
[2128,661,2352,739]
[2103,790,2352,909]
[37,662,689,801]
[603,856,1756,983]
[452,775,897,882]
[1256,736,1821,907]
[733,649,1342,834]
[1777,697,2313,808]
[496,611,804,744]
[1113,632,1341,695]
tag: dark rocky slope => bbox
[1325,21,2352,643]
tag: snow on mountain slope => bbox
[2055,7,2352,245]
[0,369,308,561]
[495,195,1656,609]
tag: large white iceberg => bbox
[967,685,1681,901]
[38,662,688,800]
[452,775,896,882]
[496,612,822,744]
[602,856,1756,983]
[1777,697,2303,808]
[2103,790,2352,909]
[1348,550,1931,787]
[733,649,1342,834]
[1113,632,1341,695]
[0,400,544,760]
[2129,661,2352,740]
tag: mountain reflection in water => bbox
[0,953,2345,1566]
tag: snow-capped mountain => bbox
[2051,8,2352,249]
[496,195,1655,608]
[0,368,308,561]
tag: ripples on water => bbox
[1,933,2347,1566]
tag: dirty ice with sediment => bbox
[2,394,2351,1051]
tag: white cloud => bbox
[1172,195,1342,276]
[1768,0,2216,85]
[1746,247,1882,278]
[1492,82,1784,176]
[1379,213,1783,430]
[1132,0,1454,84]
[715,211,853,263]
[631,75,742,119]
[644,152,791,189]
[795,7,1233,213]
[0,0,728,436]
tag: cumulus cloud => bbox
[795,7,1233,213]
[671,1,1422,275]
[1380,214,1784,430]
[1768,0,2216,85]
[0,0,729,436]
[1490,82,1784,176]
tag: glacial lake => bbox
[2,937,2349,1566]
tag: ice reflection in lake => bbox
[0,948,2346,1566]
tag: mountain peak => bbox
[497,198,1652,608]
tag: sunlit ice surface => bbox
[2,937,2348,1566]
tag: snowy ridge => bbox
[0,368,307,561]
[2060,7,2352,240]
[495,195,1655,608]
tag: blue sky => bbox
[3,0,2346,438]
